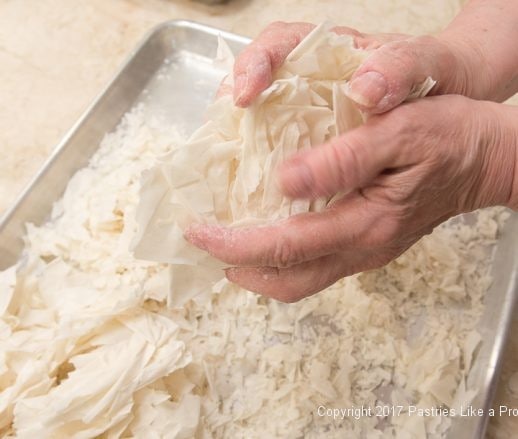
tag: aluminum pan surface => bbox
[0,20,515,439]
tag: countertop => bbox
[0,0,516,437]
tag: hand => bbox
[229,21,484,113]
[185,96,518,302]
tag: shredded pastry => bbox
[131,23,435,306]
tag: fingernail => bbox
[347,71,388,108]
[279,161,314,197]
[233,74,248,105]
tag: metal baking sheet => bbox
[0,20,516,438]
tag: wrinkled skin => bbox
[186,96,517,301]
[228,22,476,113]
[186,6,518,302]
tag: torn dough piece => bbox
[132,23,436,307]
[12,310,190,438]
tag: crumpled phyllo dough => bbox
[132,23,435,307]
[12,310,189,438]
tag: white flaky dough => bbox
[131,23,435,307]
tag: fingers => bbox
[225,246,393,302]
[225,253,347,302]
[233,22,315,107]
[232,21,420,109]
[185,194,386,268]
[233,22,454,113]
[233,23,379,107]
[278,121,404,199]
[346,35,456,114]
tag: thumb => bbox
[278,126,400,199]
[346,36,451,114]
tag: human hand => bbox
[185,96,518,302]
[228,21,485,113]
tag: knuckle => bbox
[325,142,346,191]
[338,202,401,249]
[267,235,302,268]
[367,214,403,247]
[331,136,363,189]
[375,103,424,153]
[383,40,419,67]
[341,141,362,184]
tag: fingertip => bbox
[233,73,250,107]
[184,223,207,250]
[184,223,224,252]
[234,50,273,107]
[234,95,252,108]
